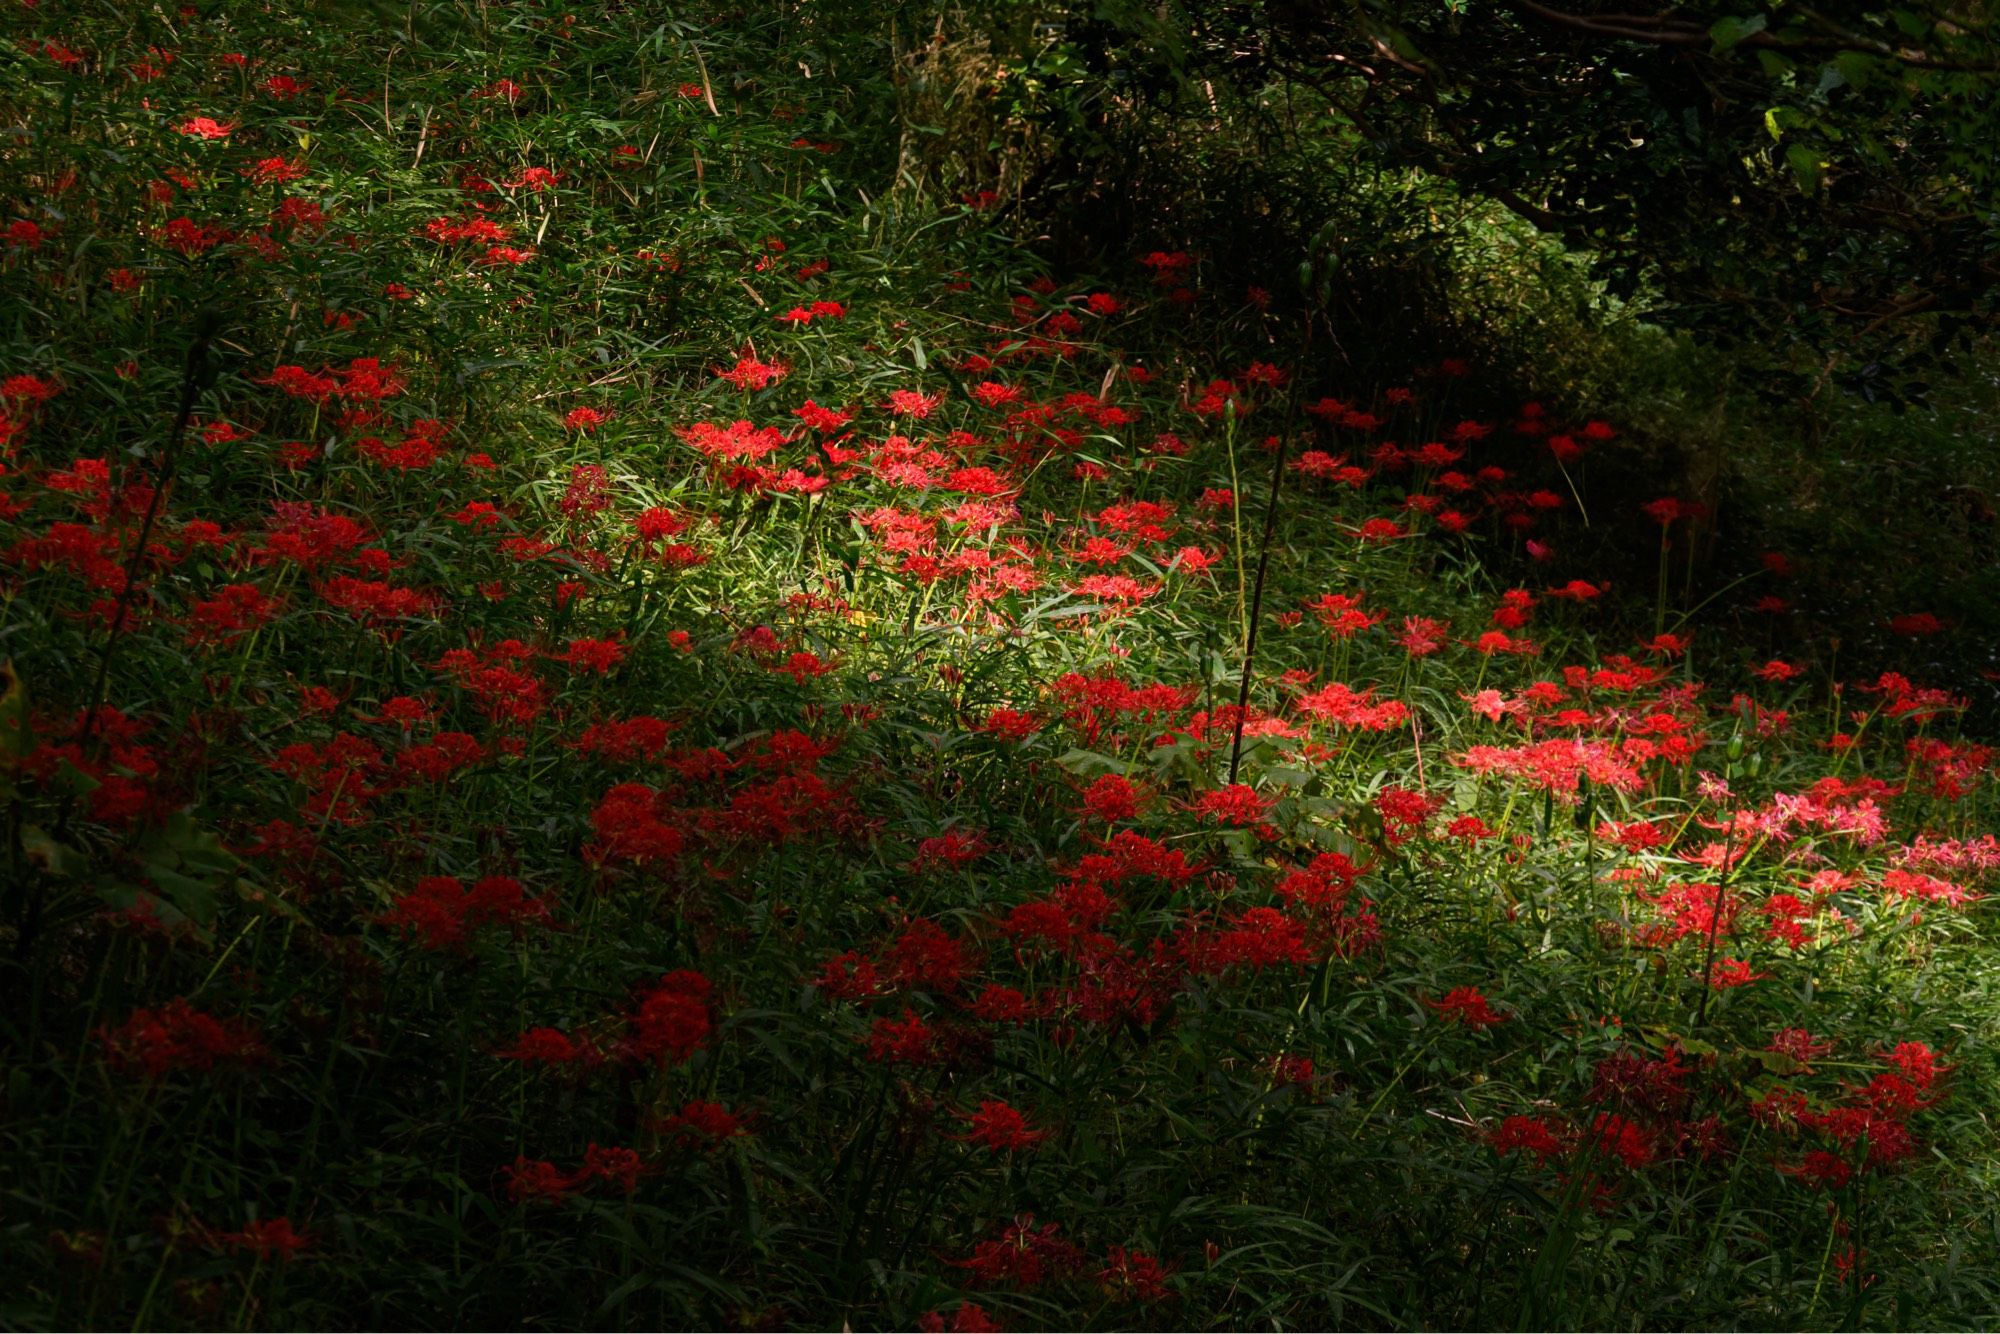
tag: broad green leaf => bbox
[1710,13,1768,50]
[1786,142,1824,194]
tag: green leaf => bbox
[20,824,84,878]
[1889,9,1929,37]
[1762,106,1805,141]
[1833,51,1878,87]
[1710,13,1768,50]
[1786,142,1824,194]
[1756,49,1794,78]
[135,865,221,927]
[1753,1048,1806,1076]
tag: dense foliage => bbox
[1,3,1996,1330]
[997,0,2000,394]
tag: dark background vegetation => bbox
[865,0,2000,714]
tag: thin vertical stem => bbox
[1228,428,1290,786]
[73,316,218,777]
[18,316,215,962]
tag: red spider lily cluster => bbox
[0,5,1991,1329]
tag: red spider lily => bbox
[177,115,236,139]
[1273,852,1364,909]
[424,216,511,245]
[571,715,677,764]
[155,217,229,256]
[623,971,713,1068]
[885,388,944,417]
[1190,783,1272,826]
[957,1100,1049,1152]
[657,1100,749,1148]
[1069,573,1159,606]
[1598,819,1665,851]
[1589,1047,1690,1118]
[718,354,786,390]
[436,645,550,725]
[243,156,309,186]
[1426,986,1505,1029]
[815,952,884,1002]
[911,828,989,872]
[1803,1092,1923,1170]
[1490,1115,1567,1167]
[1457,739,1646,799]
[378,875,551,950]
[497,1027,602,1068]
[774,649,833,682]
[390,720,468,766]
[880,919,982,993]
[505,166,564,191]
[100,1001,266,1079]
[1881,868,1979,906]
[1098,1246,1175,1303]
[865,1007,944,1065]
[505,1158,576,1204]
[1376,786,1440,841]
[559,637,626,674]
[953,1215,1085,1289]
[263,365,340,400]
[969,984,1035,1024]
[919,1304,1003,1333]
[1184,907,1313,973]
[1708,958,1767,988]
[1305,592,1383,638]
[219,1217,309,1261]
[1748,1086,1810,1130]
[776,300,846,325]
[794,399,854,431]
[1446,815,1496,841]
[1169,545,1218,574]
[1759,893,1817,949]
[1397,615,1448,656]
[584,784,688,868]
[186,583,283,647]
[1884,1040,1946,1088]
[1,373,61,406]
[1890,611,1945,637]
[1470,629,1539,656]
[1296,681,1409,730]
[1588,1113,1656,1170]
[1079,773,1143,823]
[1779,1150,1852,1190]
[1269,1053,1318,1090]
[682,419,788,461]
[319,574,439,624]
[577,1143,645,1193]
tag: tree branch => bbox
[1506,0,2000,70]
